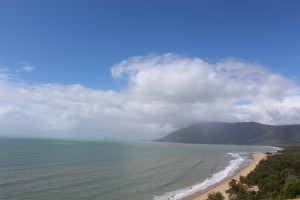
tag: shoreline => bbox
[183,152,267,200]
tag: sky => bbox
[0,0,300,140]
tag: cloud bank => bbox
[1,54,300,139]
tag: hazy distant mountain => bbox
[154,122,300,145]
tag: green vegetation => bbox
[206,191,225,200]
[226,147,300,199]
[281,179,300,199]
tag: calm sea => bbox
[0,138,277,200]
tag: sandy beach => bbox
[185,153,267,200]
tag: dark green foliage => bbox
[226,179,239,199]
[205,191,225,200]
[228,147,300,200]
[226,179,251,200]
[281,179,300,199]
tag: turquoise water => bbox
[0,138,276,200]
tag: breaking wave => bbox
[153,153,246,200]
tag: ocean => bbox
[0,138,277,200]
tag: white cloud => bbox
[19,63,34,72]
[0,53,300,139]
[0,67,14,80]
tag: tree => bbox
[225,148,300,199]
[205,191,225,200]
[281,179,300,199]
[226,179,240,199]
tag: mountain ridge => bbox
[154,122,300,145]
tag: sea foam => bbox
[153,153,245,200]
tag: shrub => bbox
[206,191,225,200]
[281,179,300,199]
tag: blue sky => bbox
[1,0,300,88]
[1,0,300,139]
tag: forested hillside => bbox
[155,122,300,145]
[226,147,300,199]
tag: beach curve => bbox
[185,153,267,200]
